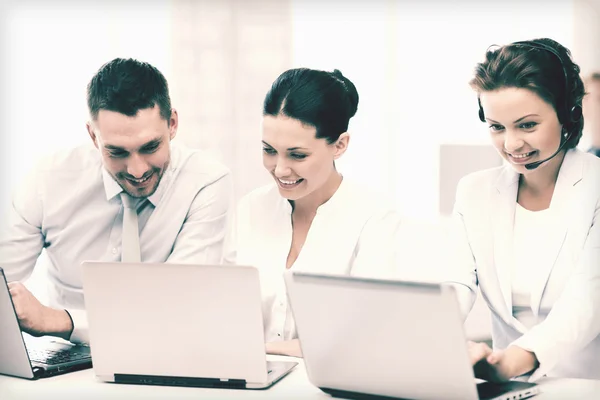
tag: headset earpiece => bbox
[561,105,581,142]
[569,105,582,123]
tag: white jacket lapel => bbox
[529,150,583,316]
[491,166,519,320]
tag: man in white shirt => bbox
[0,58,233,344]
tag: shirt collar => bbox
[102,167,123,202]
[281,175,347,215]
[315,175,346,215]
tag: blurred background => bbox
[1,0,599,342]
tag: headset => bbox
[477,40,583,170]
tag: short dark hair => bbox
[470,38,585,149]
[263,68,359,144]
[87,58,172,123]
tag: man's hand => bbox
[265,339,303,358]
[8,282,73,340]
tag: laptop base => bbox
[477,381,539,400]
[320,381,539,400]
[32,359,93,379]
[107,361,297,390]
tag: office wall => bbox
[572,0,600,76]
[169,0,292,202]
[573,0,600,150]
[439,144,503,216]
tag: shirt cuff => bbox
[510,335,556,382]
[65,308,89,345]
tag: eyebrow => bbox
[105,137,163,152]
[486,114,540,124]
[261,141,309,151]
[287,147,309,151]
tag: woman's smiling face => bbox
[261,114,341,201]
[479,87,564,175]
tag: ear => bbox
[168,108,179,140]
[86,122,99,149]
[332,132,350,160]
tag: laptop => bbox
[81,261,297,389]
[0,267,92,379]
[284,272,540,400]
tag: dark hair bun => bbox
[263,67,360,143]
[332,69,359,118]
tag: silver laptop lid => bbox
[285,272,479,400]
[82,262,268,384]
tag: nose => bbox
[274,156,292,178]
[503,130,525,153]
[126,153,150,178]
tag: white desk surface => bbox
[1,355,599,400]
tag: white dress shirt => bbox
[225,178,401,342]
[512,204,555,329]
[0,142,233,344]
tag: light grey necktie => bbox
[120,192,141,263]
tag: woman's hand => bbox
[265,339,303,358]
[469,341,538,383]
[486,345,539,380]
[468,340,493,365]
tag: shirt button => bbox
[112,248,118,254]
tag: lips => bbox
[279,178,301,184]
[276,177,304,189]
[125,173,153,187]
[506,150,537,164]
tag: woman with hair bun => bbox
[225,68,401,357]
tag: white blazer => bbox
[448,149,600,381]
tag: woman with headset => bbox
[451,38,600,381]
[224,68,401,357]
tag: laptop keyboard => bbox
[28,349,90,365]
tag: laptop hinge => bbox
[31,366,45,379]
[114,373,247,389]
